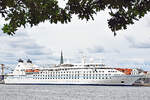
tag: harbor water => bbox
[0,85,150,100]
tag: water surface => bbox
[0,85,150,100]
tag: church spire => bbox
[60,50,64,64]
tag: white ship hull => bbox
[5,75,141,86]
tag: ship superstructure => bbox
[5,58,144,85]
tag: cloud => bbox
[146,16,150,27]
[119,58,145,64]
[125,36,135,44]
[132,42,150,48]
[86,46,105,53]
[148,21,150,27]
[125,36,150,49]
[25,50,46,56]
[113,49,120,54]
[0,31,58,64]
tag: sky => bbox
[0,8,150,70]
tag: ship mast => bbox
[82,56,86,65]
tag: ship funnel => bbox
[27,59,32,63]
[18,59,24,63]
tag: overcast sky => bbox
[0,10,150,70]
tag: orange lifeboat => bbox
[33,69,39,72]
[124,69,132,75]
[144,71,147,74]
[25,69,33,72]
[115,68,132,75]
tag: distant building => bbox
[60,51,64,64]
[0,75,4,84]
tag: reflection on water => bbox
[0,85,150,100]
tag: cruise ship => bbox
[4,54,144,85]
[4,52,144,85]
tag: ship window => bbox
[89,75,91,79]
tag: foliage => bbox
[0,0,150,36]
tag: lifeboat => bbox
[33,69,39,72]
[144,71,147,74]
[115,68,132,75]
[25,69,33,72]
[25,69,39,73]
